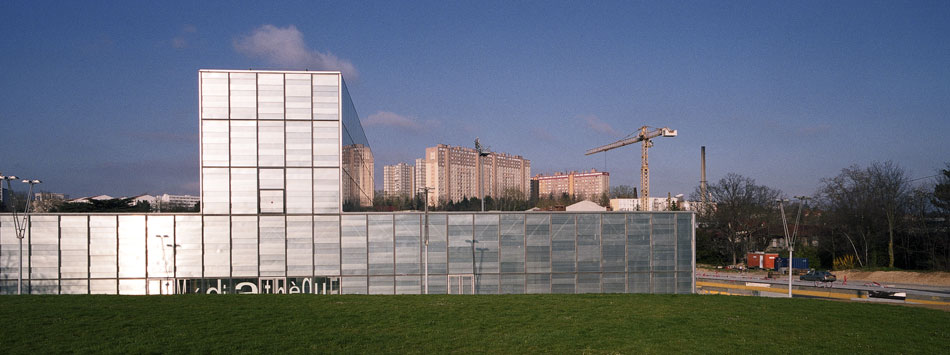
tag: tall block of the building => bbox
[423,144,530,205]
[413,158,426,198]
[534,169,609,201]
[383,162,415,197]
[199,69,374,214]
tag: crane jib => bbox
[583,126,677,212]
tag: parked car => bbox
[800,270,837,282]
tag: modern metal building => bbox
[0,69,695,295]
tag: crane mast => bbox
[585,126,677,211]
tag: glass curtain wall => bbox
[200,70,346,216]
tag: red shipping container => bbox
[746,252,779,269]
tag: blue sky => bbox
[1,1,948,199]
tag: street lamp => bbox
[776,196,808,298]
[475,138,491,212]
[2,176,41,295]
[791,196,810,248]
[466,239,479,294]
[418,187,433,294]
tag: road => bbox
[697,272,950,298]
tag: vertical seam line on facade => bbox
[145,216,149,294]
[57,215,62,294]
[86,215,90,294]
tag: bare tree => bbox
[932,164,950,269]
[868,161,910,268]
[817,161,910,268]
[816,165,875,267]
[695,173,782,266]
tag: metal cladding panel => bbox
[0,212,694,295]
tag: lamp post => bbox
[419,187,433,294]
[466,239,478,294]
[791,196,810,250]
[2,176,41,295]
[776,199,792,297]
[475,138,491,212]
[20,179,41,295]
[776,197,808,298]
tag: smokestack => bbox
[700,146,707,205]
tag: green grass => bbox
[0,294,947,354]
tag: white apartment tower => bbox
[414,158,426,198]
[383,162,415,197]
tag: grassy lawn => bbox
[0,294,947,354]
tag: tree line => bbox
[695,161,950,271]
[367,185,652,212]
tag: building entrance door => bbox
[447,274,475,294]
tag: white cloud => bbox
[233,24,358,80]
[171,24,197,49]
[171,37,187,49]
[580,114,620,137]
[797,124,832,136]
[532,127,560,143]
[363,111,434,131]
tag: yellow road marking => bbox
[697,280,950,305]
[698,281,854,300]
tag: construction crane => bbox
[585,126,677,211]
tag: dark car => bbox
[800,270,836,282]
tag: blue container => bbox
[774,257,809,270]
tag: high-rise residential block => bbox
[414,158,426,198]
[422,144,530,205]
[534,169,610,201]
[383,162,415,197]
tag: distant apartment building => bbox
[534,169,609,200]
[342,143,374,207]
[422,144,530,205]
[414,158,426,198]
[383,162,415,197]
[34,192,69,201]
[611,197,694,212]
[159,194,200,207]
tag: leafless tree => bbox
[816,161,910,268]
[695,173,782,266]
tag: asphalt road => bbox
[697,272,950,298]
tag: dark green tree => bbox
[610,185,637,198]
[598,192,611,208]
[52,198,151,213]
